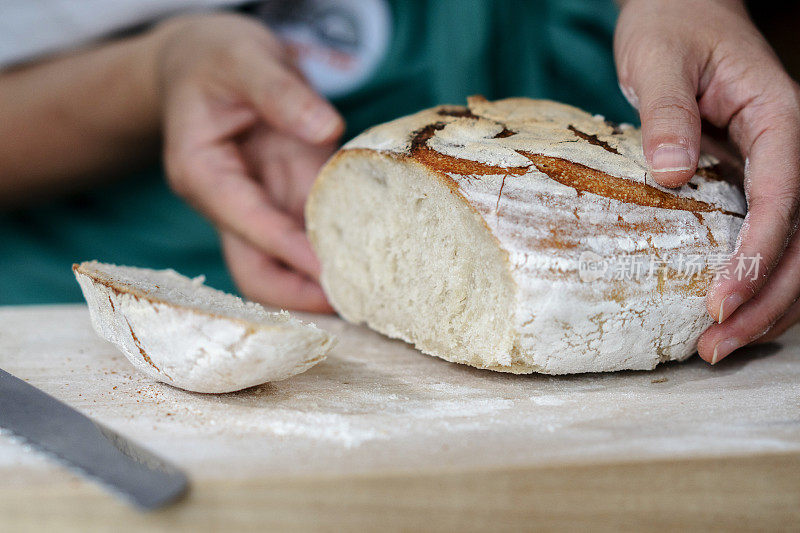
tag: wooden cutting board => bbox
[1,304,798,531]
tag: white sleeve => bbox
[0,0,246,70]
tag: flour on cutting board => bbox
[1,306,799,480]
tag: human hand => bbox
[221,128,336,312]
[155,13,343,312]
[614,0,800,363]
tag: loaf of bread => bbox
[306,96,746,374]
[74,261,335,392]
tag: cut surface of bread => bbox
[74,261,335,393]
[306,96,746,374]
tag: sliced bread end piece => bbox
[73,261,336,393]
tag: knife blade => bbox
[0,368,188,510]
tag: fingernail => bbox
[711,338,742,364]
[301,105,341,143]
[718,293,744,323]
[619,84,639,110]
[651,144,692,173]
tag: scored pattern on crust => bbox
[406,104,743,218]
[341,96,747,282]
[410,122,529,176]
[520,153,743,218]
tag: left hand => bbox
[154,13,343,313]
[221,126,336,313]
[614,0,800,363]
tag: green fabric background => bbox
[0,0,637,304]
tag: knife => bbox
[0,368,188,510]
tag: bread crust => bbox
[74,261,335,392]
[307,97,745,374]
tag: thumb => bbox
[618,44,702,188]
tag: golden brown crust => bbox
[410,122,529,176]
[520,153,744,218]
[396,106,743,219]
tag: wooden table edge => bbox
[2,450,798,531]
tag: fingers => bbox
[239,127,337,220]
[704,83,800,323]
[156,13,337,312]
[639,82,702,188]
[156,13,344,145]
[616,30,702,187]
[169,139,322,280]
[613,1,800,364]
[228,40,344,144]
[222,231,333,313]
[161,34,334,282]
[698,232,800,363]
[758,299,800,344]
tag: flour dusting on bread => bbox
[74,261,335,392]
[307,97,744,374]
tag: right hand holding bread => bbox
[154,13,343,312]
[615,0,800,363]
